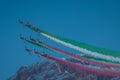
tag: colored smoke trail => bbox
[32,51,120,77]
[19,20,120,63]
[41,33,120,63]
[26,39,120,68]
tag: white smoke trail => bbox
[41,33,120,63]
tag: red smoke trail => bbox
[33,51,120,77]
[41,42,120,68]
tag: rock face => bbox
[8,61,120,80]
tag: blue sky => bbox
[0,0,120,79]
